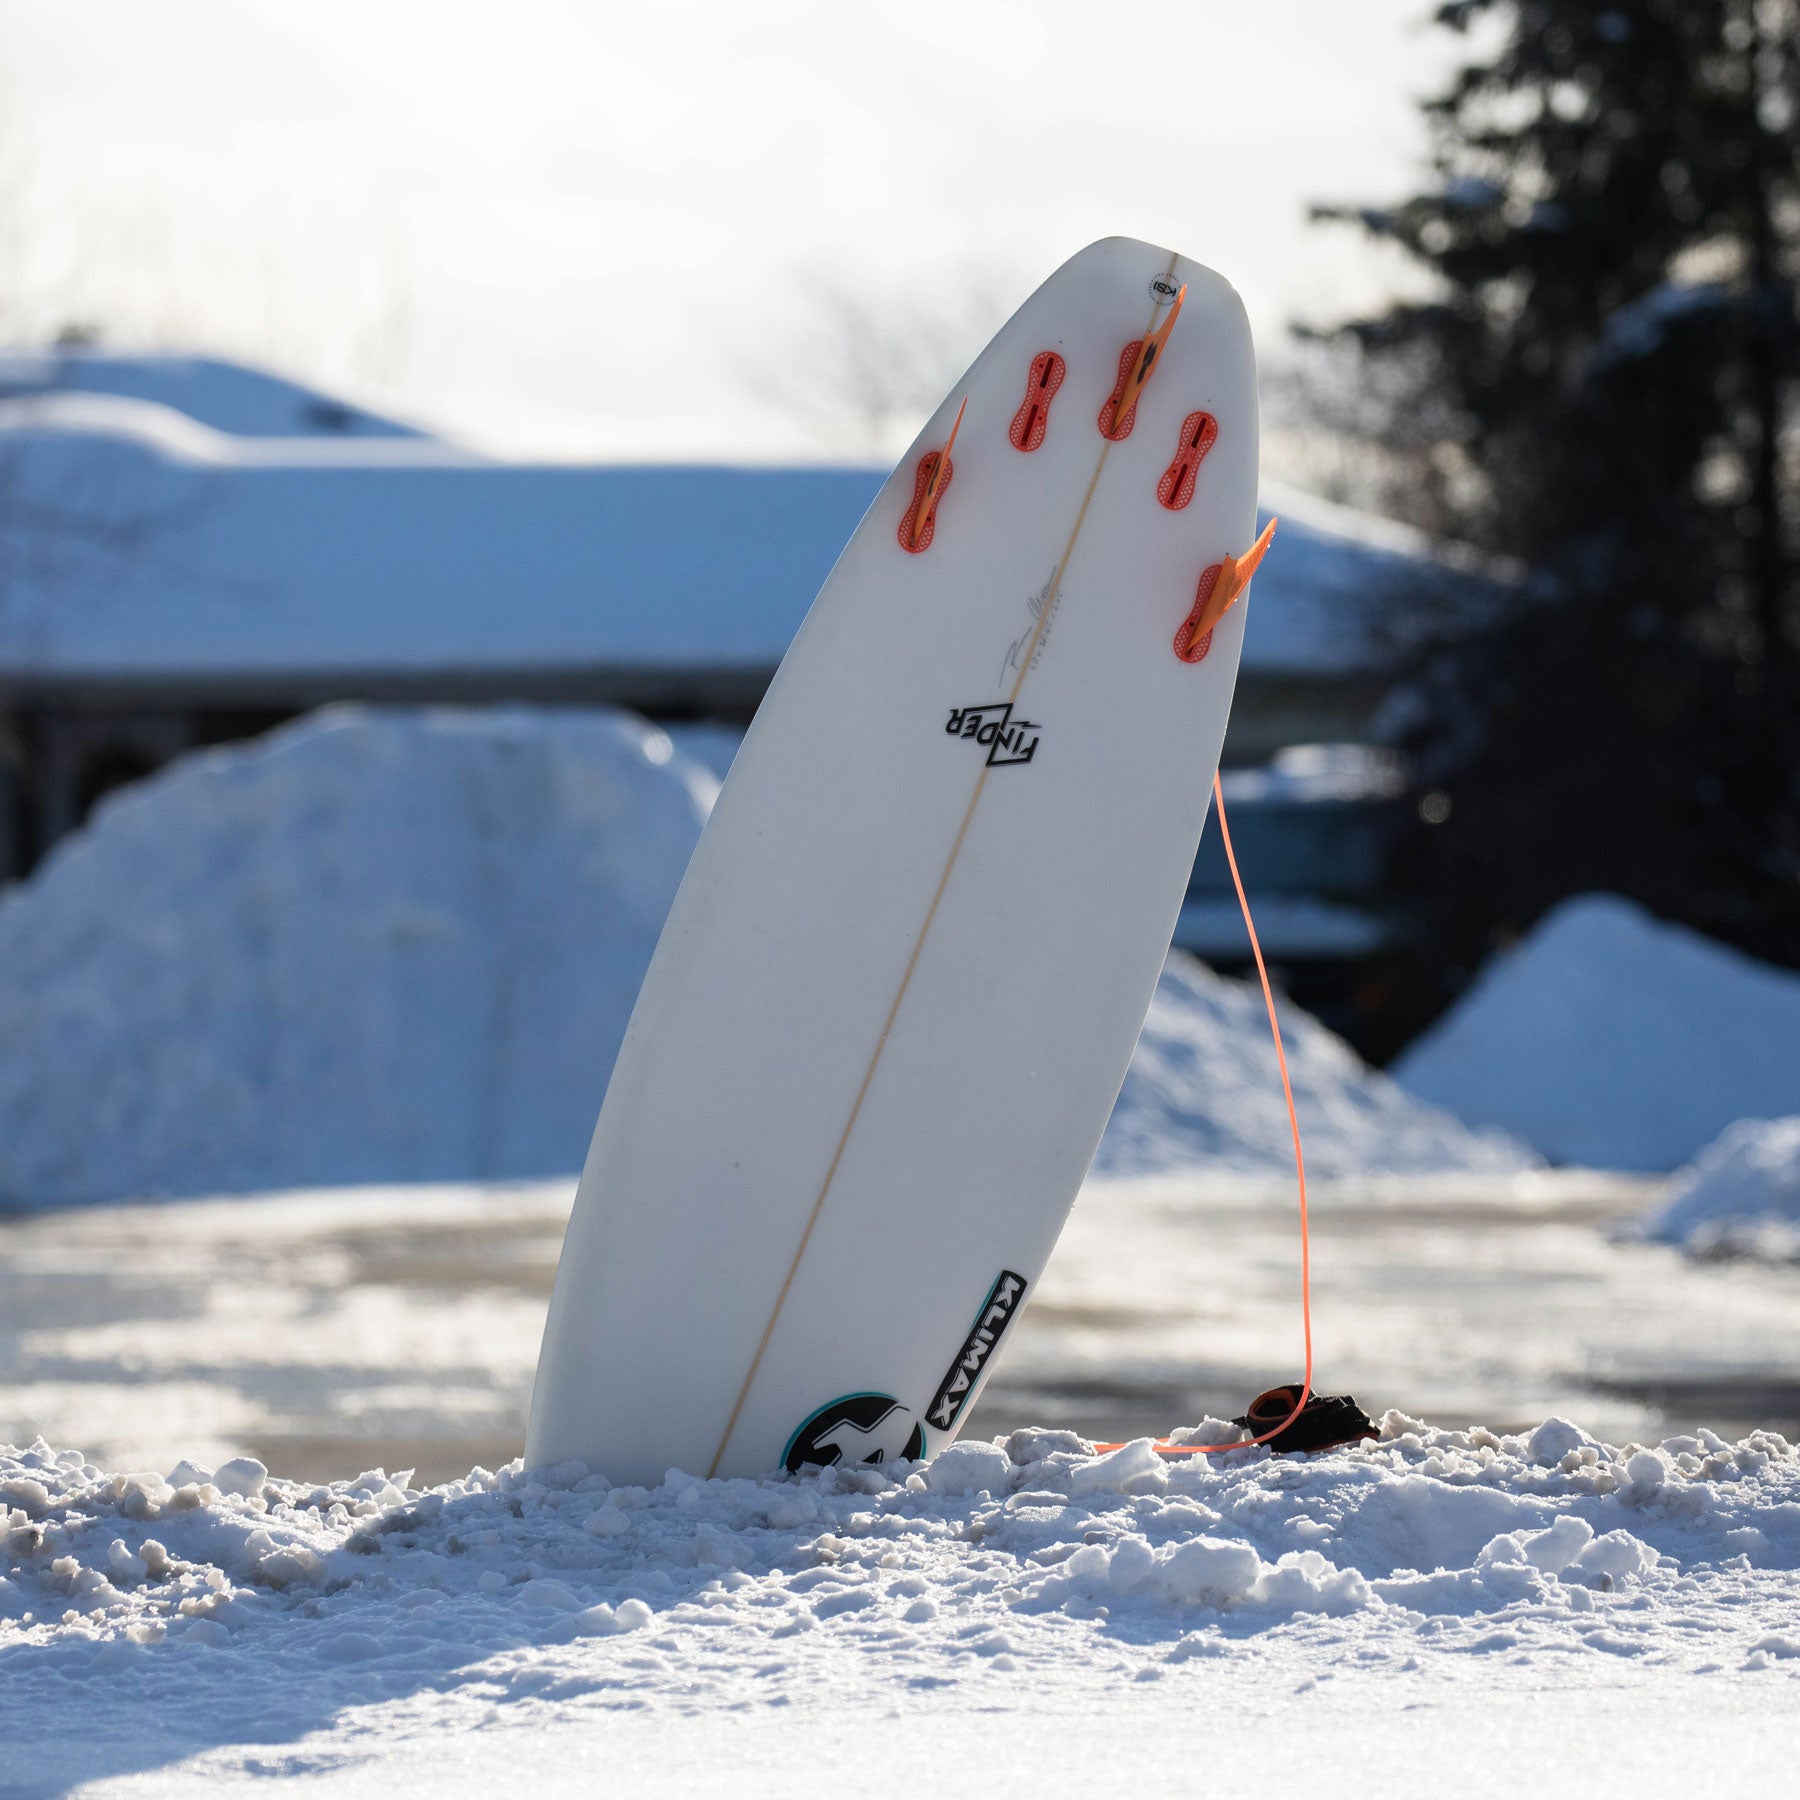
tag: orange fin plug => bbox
[900,396,967,553]
[1009,351,1066,452]
[1174,517,1277,663]
[1100,281,1186,440]
[1157,410,1218,511]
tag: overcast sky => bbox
[4,1,1465,459]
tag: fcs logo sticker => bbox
[783,1394,926,1473]
[927,1271,1028,1432]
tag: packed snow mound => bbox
[4,1414,1800,1779]
[0,709,1530,1205]
[1098,951,1534,1177]
[0,707,717,1205]
[1393,894,1800,1171]
[1638,1118,1800,1262]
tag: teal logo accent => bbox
[783,1393,926,1472]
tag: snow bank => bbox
[1393,895,1800,1171]
[4,1414,1799,1766]
[0,707,716,1204]
[1098,952,1533,1177]
[0,707,1524,1205]
[1638,1118,1800,1262]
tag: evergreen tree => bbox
[1317,0,1800,1030]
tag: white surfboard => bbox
[528,237,1265,1484]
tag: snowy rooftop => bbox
[0,348,425,441]
[0,353,1450,687]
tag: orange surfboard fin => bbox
[1101,281,1186,439]
[904,396,967,551]
[1175,518,1277,663]
[1199,517,1277,633]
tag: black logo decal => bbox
[927,1271,1028,1431]
[1149,274,1182,305]
[783,1393,926,1473]
[945,703,1041,767]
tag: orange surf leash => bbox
[1096,768,1314,1456]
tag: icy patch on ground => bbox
[1636,1119,1800,1263]
[0,706,715,1205]
[4,1415,1799,1790]
[1098,951,1533,1177]
[1394,894,1800,1171]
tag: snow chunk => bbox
[1251,1550,1372,1614]
[1528,1420,1591,1468]
[211,1457,268,1499]
[1004,1428,1089,1466]
[106,1539,148,1583]
[246,1537,325,1589]
[691,1522,748,1568]
[566,1597,654,1636]
[1573,1531,1656,1585]
[1153,1538,1263,1606]
[516,1579,582,1611]
[0,1477,51,1518]
[1036,1533,1368,1618]
[1516,1516,1595,1573]
[1066,1440,1168,1497]
[924,1441,1013,1497]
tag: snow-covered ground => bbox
[5,1404,1799,1797]
[1,1171,1794,1781]
[1393,895,1800,1171]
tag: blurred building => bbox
[0,351,1449,1033]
